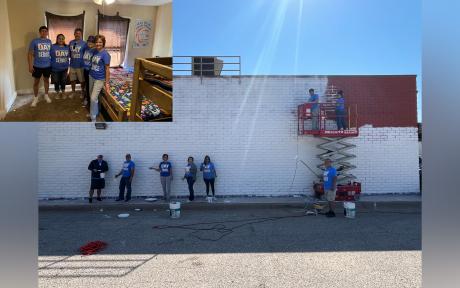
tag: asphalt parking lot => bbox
[39,203,421,288]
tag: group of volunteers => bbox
[87,154,218,203]
[28,25,111,121]
[307,88,348,130]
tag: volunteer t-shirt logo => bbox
[71,45,82,59]
[161,163,169,172]
[323,171,329,182]
[55,49,69,63]
[91,55,102,72]
[123,162,130,171]
[204,165,211,173]
[37,43,50,58]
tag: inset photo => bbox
[1,0,172,122]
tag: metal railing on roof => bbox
[173,56,241,83]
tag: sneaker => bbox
[89,198,92,203]
[55,92,60,100]
[31,97,39,107]
[96,197,102,201]
[125,199,131,202]
[69,92,74,99]
[115,198,124,202]
[44,94,52,103]
[83,99,88,106]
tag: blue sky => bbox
[173,0,421,120]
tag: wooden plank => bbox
[139,80,173,115]
[100,95,121,122]
[129,59,142,121]
[140,59,172,80]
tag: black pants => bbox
[118,177,132,200]
[204,178,215,196]
[186,177,195,200]
[52,70,67,92]
[84,69,90,109]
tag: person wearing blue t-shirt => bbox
[88,34,111,122]
[335,90,348,130]
[308,88,320,130]
[50,34,70,100]
[82,36,96,108]
[200,155,217,199]
[28,26,52,107]
[323,159,338,217]
[182,156,197,201]
[68,28,87,100]
[150,154,173,202]
[115,154,135,202]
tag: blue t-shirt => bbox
[159,161,172,177]
[82,47,95,70]
[122,161,135,177]
[69,40,86,68]
[50,44,70,72]
[29,38,52,68]
[201,163,216,180]
[323,167,337,190]
[336,97,345,111]
[308,93,319,110]
[90,49,111,80]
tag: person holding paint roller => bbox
[323,158,338,217]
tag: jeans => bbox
[52,70,67,92]
[89,75,105,121]
[84,69,90,108]
[186,177,195,201]
[335,109,347,130]
[204,178,215,196]
[118,177,132,200]
[311,108,319,130]
[161,176,172,201]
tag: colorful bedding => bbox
[108,67,162,121]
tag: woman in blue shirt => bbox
[82,35,96,108]
[182,156,197,201]
[88,35,111,122]
[50,34,70,100]
[200,155,217,199]
[335,90,348,130]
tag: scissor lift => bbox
[298,90,361,201]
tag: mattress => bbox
[108,67,165,121]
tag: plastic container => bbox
[343,202,356,219]
[169,202,181,219]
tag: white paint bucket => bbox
[169,202,181,219]
[343,202,356,219]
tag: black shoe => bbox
[326,211,336,218]
[96,197,102,201]
[89,198,92,203]
[125,199,130,202]
[115,198,124,202]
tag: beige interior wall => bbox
[0,0,17,116]
[152,2,172,57]
[7,0,171,92]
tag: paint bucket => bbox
[343,202,356,219]
[169,202,181,219]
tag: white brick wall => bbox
[38,76,420,199]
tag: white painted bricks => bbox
[38,77,419,199]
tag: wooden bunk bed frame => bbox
[99,57,172,122]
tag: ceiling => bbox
[63,0,172,6]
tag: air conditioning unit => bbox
[192,57,223,76]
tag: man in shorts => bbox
[68,28,87,100]
[28,26,52,107]
[323,158,338,217]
